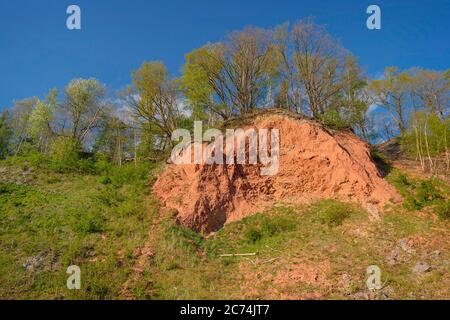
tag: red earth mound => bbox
[153,114,401,233]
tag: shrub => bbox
[318,108,348,130]
[164,222,204,250]
[397,173,410,187]
[106,163,149,187]
[416,180,441,204]
[434,201,450,220]
[244,214,297,244]
[99,176,112,185]
[389,170,449,218]
[245,227,263,244]
[401,177,442,211]
[48,137,80,171]
[312,199,352,226]
[97,186,124,207]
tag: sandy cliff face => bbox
[153,114,400,233]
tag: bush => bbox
[106,163,149,187]
[244,214,297,244]
[416,180,441,204]
[388,170,449,218]
[401,177,442,211]
[164,222,204,250]
[318,108,348,130]
[397,173,410,186]
[48,137,80,172]
[434,201,450,220]
[312,199,353,227]
[99,176,112,185]
[245,227,263,244]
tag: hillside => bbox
[0,126,449,300]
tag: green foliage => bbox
[180,27,276,118]
[204,206,298,259]
[244,214,297,244]
[317,108,348,130]
[0,111,11,158]
[310,199,353,226]
[401,111,449,158]
[391,173,437,211]
[48,137,81,172]
[434,201,450,220]
[74,211,106,234]
[388,169,449,218]
[99,176,112,185]
[416,180,441,204]
[164,222,204,251]
[370,67,410,134]
[124,61,180,145]
[0,161,153,299]
[180,46,218,120]
[27,100,53,146]
[99,163,150,188]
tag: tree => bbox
[408,68,449,119]
[273,22,301,112]
[274,80,290,109]
[402,111,449,173]
[180,27,276,119]
[27,89,57,152]
[94,108,131,166]
[9,97,39,155]
[180,45,223,120]
[317,56,370,133]
[0,110,11,158]
[370,67,411,135]
[286,19,362,117]
[62,78,106,144]
[122,61,181,147]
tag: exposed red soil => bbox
[153,114,401,233]
[236,258,332,300]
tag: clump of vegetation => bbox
[310,199,354,227]
[164,222,204,252]
[48,137,80,168]
[388,169,449,218]
[244,214,297,244]
[74,211,106,234]
[434,201,450,220]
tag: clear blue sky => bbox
[0,0,449,109]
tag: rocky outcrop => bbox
[153,114,400,233]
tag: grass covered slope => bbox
[138,198,449,299]
[0,158,448,299]
[0,158,160,299]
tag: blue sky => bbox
[0,0,449,109]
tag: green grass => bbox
[0,158,448,300]
[387,168,449,218]
[134,197,449,299]
[0,161,159,299]
[310,199,354,226]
